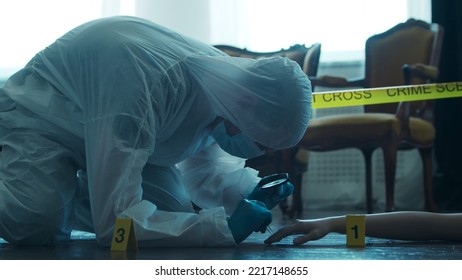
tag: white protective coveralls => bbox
[0,16,312,246]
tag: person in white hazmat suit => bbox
[0,16,312,247]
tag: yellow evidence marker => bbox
[346,214,366,247]
[110,217,138,251]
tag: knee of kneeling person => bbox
[0,208,65,246]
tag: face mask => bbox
[211,122,264,158]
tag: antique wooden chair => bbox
[290,19,444,216]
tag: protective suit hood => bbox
[184,55,312,150]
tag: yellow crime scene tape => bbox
[311,81,462,109]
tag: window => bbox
[0,0,431,80]
[0,0,135,80]
[209,0,432,62]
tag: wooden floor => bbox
[1,210,462,260]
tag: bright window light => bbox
[0,0,431,80]
[0,0,136,79]
[210,0,432,62]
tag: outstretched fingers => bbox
[264,219,330,245]
[264,220,306,244]
[292,230,325,245]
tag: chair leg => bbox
[286,172,303,218]
[280,149,304,218]
[382,139,399,212]
[361,148,374,213]
[418,147,438,212]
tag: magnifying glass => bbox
[257,173,290,190]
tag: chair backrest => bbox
[363,18,444,114]
[302,43,322,77]
[213,43,321,76]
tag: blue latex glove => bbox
[248,180,294,210]
[227,199,272,244]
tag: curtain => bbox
[432,0,462,211]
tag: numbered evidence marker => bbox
[111,218,138,251]
[346,214,366,247]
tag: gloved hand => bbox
[227,199,272,244]
[248,180,294,210]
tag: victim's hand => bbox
[264,218,334,245]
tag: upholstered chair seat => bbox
[302,114,401,149]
